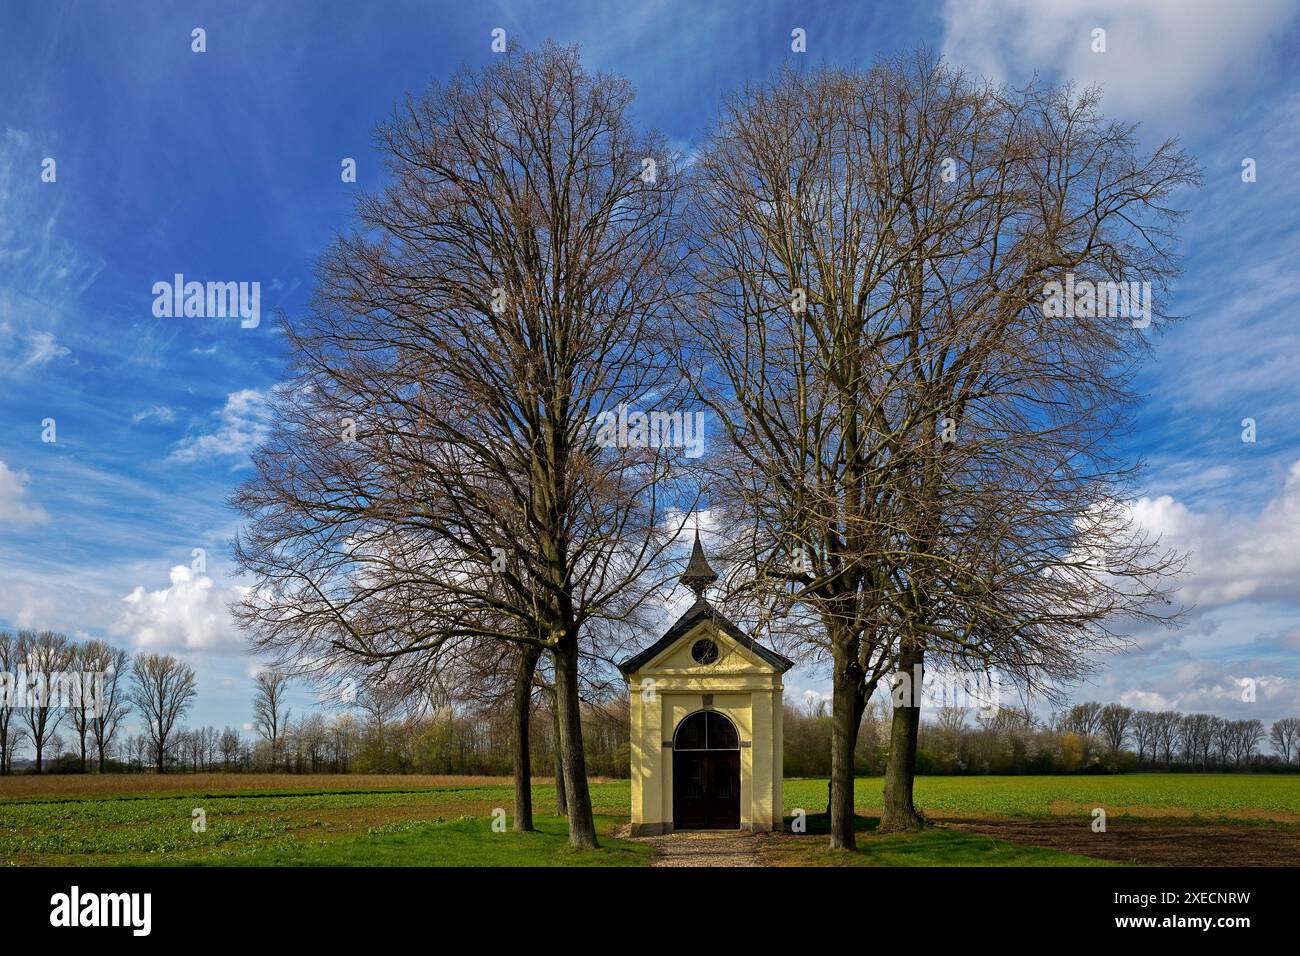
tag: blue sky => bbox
[3,0,1300,742]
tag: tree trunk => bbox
[551,638,597,848]
[512,644,542,832]
[828,636,865,851]
[551,695,568,816]
[881,645,926,832]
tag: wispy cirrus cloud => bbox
[131,404,176,425]
[0,459,49,525]
[0,128,104,378]
[18,329,70,369]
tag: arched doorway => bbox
[672,710,740,830]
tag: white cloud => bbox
[1130,460,1300,609]
[1105,661,1300,720]
[113,564,242,652]
[0,460,49,525]
[941,0,1297,122]
[664,507,720,546]
[168,388,270,464]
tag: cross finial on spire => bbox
[680,528,718,600]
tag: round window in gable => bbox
[691,638,719,665]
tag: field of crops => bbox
[2,773,1297,866]
[783,773,1300,821]
[0,779,636,865]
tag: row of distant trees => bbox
[783,698,1300,776]
[1,630,634,778]
[1051,702,1298,771]
[0,631,193,775]
[86,694,633,778]
[9,627,1298,778]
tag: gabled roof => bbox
[617,598,794,674]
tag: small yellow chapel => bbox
[619,535,792,835]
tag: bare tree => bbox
[130,653,197,773]
[1214,716,1235,766]
[1175,713,1197,765]
[295,713,328,773]
[18,631,75,773]
[83,641,131,773]
[352,682,406,772]
[1150,711,1179,766]
[1099,704,1133,754]
[233,44,689,848]
[1236,719,1265,766]
[1185,713,1217,769]
[252,671,291,771]
[69,640,131,774]
[0,632,25,775]
[1065,703,1106,739]
[935,705,967,735]
[219,726,241,770]
[128,733,148,772]
[867,62,1193,831]
[685,63,921,851]
[66,641,93,772]
[687,53,1192,844]
[1130,711,1157,764]
[1271,717,1300,764]
[330,713,357,773]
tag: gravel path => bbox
[613,825,763,867]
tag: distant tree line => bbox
[6,629,1297,778]
[784,698,1300,775]
[31,694,632,779]
[1,630,632,778]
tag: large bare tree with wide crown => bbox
[232,43,694,848]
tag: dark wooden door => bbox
[673,750,740,830]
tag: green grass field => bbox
[1,773,1295,867]
[784,773,1300,820]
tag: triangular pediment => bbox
[618,599,793,677]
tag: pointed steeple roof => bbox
[680,529,718,599]
[617,529,793,676]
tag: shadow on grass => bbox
[784,812,881,835]
[771,813,1113,867]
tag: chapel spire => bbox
[680,528,718,600]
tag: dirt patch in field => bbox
[943,817,1300,866]
[1042,800,1300,824]
[0,774,506,800]
[0,774,615,801]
